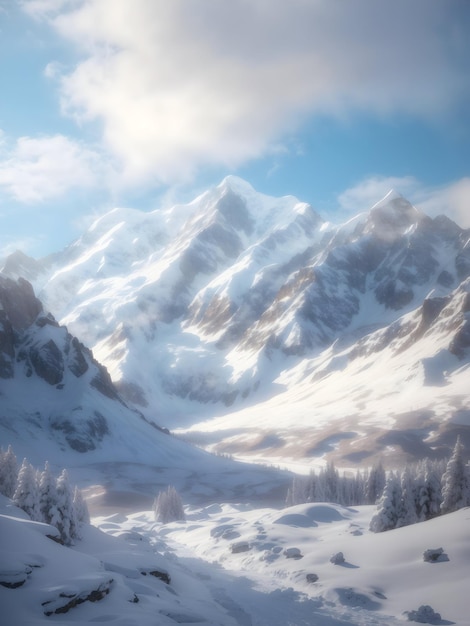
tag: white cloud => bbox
[44,60,64,79]
[20,0,470,187]
[337,176,420,214]
[337,176,470,229]
[20,0,77,20]
[417,178,470,229]
[0,134,101,203]
[0,235,43,257]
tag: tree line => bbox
[0,445,89,544]
[286,437,470,532]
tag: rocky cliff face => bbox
[0,276,42,378]
[0,276,121,452]
[0,274,284,505]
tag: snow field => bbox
[98,502,469,625]
[161,502,470,625]
[1,486,469,625]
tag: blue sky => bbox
[0,0,469,258]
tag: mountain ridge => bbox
[2,178,469,467]
[0,274,288,504]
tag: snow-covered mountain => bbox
[0,275,288,504]
[2,176,469,468]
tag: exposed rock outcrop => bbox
[0,275,124,451]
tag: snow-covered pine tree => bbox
[319,461,339,503]
[153,486,185,523]
[342,472,362,506]
[413,460,428,522]
[361,467,369,502]
[369,472,402,532]
[13,458,41,521]
[286,473,310,506]
[38,461,60,527]
[421,459,442,520]
[396,466,418,528]
[353,469,367,505]
[72,486,90,539]
[306,469,320,503]
[365,462,386,505]
[0,445,18,498]
[337,474,350,506]
[286,467,372,508]
[440,436,470,515]
[56,469,76,544]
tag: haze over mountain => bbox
[2,176,469,469]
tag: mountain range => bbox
[0,273,286,505]
[1,176,469,470]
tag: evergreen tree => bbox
[286,466,371,508]
[13,458,41,521]
[421,459,442,520]
[38,461,60,527]
[0,445,18,498]
[320,461,339,503]
[365,462,386,505]
[413,460,428,522]
[286,474,302,506]
[353,469,367,506]
[72,486,90,539]
[56,469,76,544]
[337,474,351,506]
[396,466,418,528]
[153,486,185,523]
[369,472,402,532]
[306,470,319,503]
[312,470,325,502]
[361,468,370,502]
[441,437,470,514]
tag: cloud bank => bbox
[0,134,100,202]
[22,0,469,187]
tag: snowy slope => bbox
[28,176,328,414]
[178,277,470,470]
[0,494,243,626]
[3,176,470,467]
[3,493,468,625]
[0,275,289,505]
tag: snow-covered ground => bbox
[174,294,470,471]
[1,491,468,625]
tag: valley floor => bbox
[98,502,467,626]
[1,491,468,625]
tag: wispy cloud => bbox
[20,0,77,20]
[337,176,470,229]
[337,176,420,214]
[20,0,470,187]
[417,178,470,229]
[0,234,44,258]
[0,134,101,203]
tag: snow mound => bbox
[274,503,351,527]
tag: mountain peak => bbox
[1,250,43,282]
[0,275,43,331]
[3,177,470,469]
[366,189,423,241]
[217,175,256,198]
[370,188,404,208]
